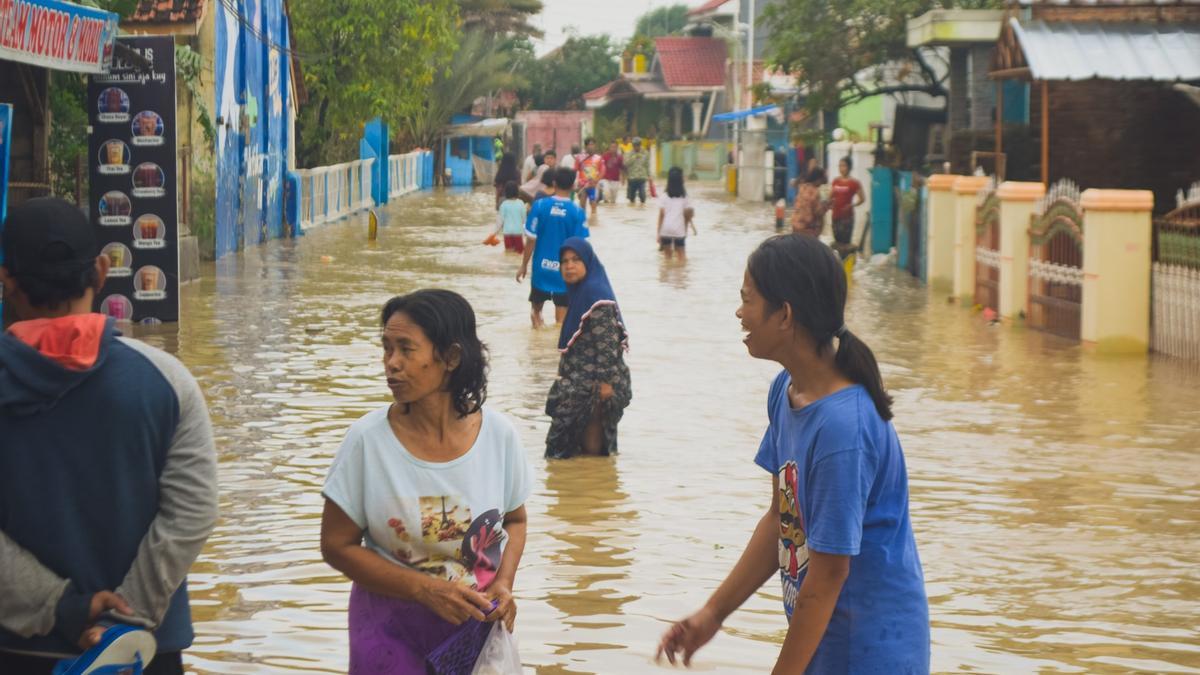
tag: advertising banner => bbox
[88,36,178,324]
[0,0,118,74]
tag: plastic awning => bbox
[1010,19,1200,82]
[711,105,780,123]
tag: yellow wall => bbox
[1080,189,1154,352]
[953,176,991,302]
[997,181,1044,320]
[926,174,958,291]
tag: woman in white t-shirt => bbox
[321,289,533,673]
[657,166,697,260]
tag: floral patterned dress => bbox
[544,304,632,458]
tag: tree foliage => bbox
[459,0,544,38]
[291,0,459,165]
[762,0,1001,111]
[634,4,690,38]
[403,32,522,149]
[514,35,619,110]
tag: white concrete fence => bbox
[389,152,422,199]
[297,158,376,230]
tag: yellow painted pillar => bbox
[926,174,959,291]
[996,181,1044,320]
[952,176,992,302]
[1080,189,1155,353]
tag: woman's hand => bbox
[655,604,722,667]
[598,383,615,401]
[485,580,517,632]
[417,577,494,625]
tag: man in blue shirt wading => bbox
[516,167,590,328]
[0,198,219,674]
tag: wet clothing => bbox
[498,199,526,236]
[529,287,568,307]
[524,197,589,296]
[755,373,929,674]
[323,406,531,673]
[625,150,650,181]
[0,314,218,658]
[659,237,686,249]
[830,176,862,221]
[791,182,827,236]
[627,179,647,204]
[832,215,855,246]
[601,151,623,181]
[546,239,631,459]
[503,235,524,253]
[658,195,692,239]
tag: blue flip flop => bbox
[53,624,157,675]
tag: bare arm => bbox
[854,183,866,207]
[657,208,664,240]
[320,500,492,624]
[657,476,780,666]
[771,551,849,674]
[684,207,697,235]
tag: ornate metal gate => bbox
[1151,184,1200,360]
[1028,180,1083,340]
[974,189,1001,311]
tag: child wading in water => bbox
[656,167,696,259]
[490,181,526,253]
[657,233,929,673]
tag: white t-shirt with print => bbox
[658,195,692,238]
[323,406,533,590]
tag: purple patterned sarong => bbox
[348,583,462,674]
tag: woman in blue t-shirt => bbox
[657,234,929,674]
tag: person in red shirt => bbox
[829,157,865,254]
[600,142,624,204]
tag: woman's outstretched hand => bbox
[598,383,615,401]
[655,605,721,667]
[418,578,494,625]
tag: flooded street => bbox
[151,184,1199,674]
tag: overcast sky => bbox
[533,0,687,54]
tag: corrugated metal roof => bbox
[1012,18,1200,81]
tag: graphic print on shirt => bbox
[777,460,809,616]
[384,497,504,589]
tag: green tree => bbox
[291,0,459,165]
[634,4,689,38]
[404,32,522,148]
[761,0,1000,111]
[517,35,619,110]
[459,0,544,38]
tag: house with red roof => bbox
[584,36,728,139]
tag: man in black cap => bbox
[0,198,218,674]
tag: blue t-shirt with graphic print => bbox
[755,371,929,674]
[524,196,588,294]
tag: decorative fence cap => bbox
[996,181,1046,202]
[953,175,992,195]
[1176,181,1200,209]
[928,174,958,192]
[1080,189,1154,213]
[1034,178,1080,217]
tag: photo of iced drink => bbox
[107,246,125,268]
[134,163,164,189]
[106,296,129,320]
[106,141,125,165]
[139,218,160,240]
[102,88,125,113]
[140,267,159,292]
[135,113,159,136]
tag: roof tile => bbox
[654,36,728,88]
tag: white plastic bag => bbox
[470,623,521,675]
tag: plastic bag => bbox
[470,623,521,675]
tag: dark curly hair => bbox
[380,289,488,418]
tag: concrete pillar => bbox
[948,47,969,133]
[673,103,682,138]
[691,100,704,137]
[996,181,1044,320]
[926,174,958,290]
[952,175,991,301]
[1080,189,1154,352]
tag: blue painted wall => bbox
[215,0,294,258]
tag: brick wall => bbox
[969,44,997,131]
[1043,80,1200,214]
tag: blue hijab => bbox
[558,237,627,351]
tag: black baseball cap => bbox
[1,198,97,278]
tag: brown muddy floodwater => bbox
[140,184,1199,673]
